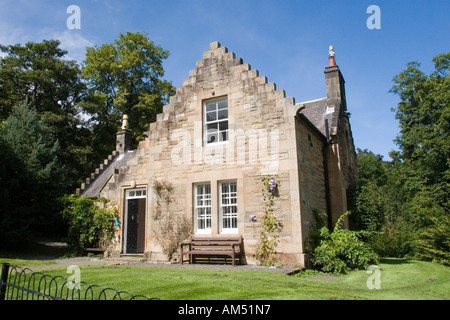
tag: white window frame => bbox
[125,188,147,199]
[204,97,229,145]
[219,181,238,234]
[194,183,212,234]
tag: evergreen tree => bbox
[0,40,94,191]
[0,135,35,246]
[3,100,66,238]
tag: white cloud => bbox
[49,30,94,63]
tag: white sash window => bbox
[194,183,211,234]
[219,181,238,233]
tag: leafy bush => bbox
[311,212,379,274]
[61,195,118,256]
[417,214,450,266]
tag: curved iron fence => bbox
[0,262,159,300]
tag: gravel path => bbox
[6,239,302,275]
[28,256,302,275]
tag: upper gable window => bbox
[204,97,228,145]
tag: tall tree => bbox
[0,40,92,190]
[81,31,175,150]
[389,52,449,265]
[0,40,84,121]
[348,149,410,257]
[2,100,66,240]
[0,135,35,246]
[390,53,449,198]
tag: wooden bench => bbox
[82,247,106,256]
[180,236,243,266]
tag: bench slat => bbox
[184,251,235,255]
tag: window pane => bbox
[207,133,218,144]
[218,100,228,110]
[206,102,216,112]
[207,123,218,131]
[219,130,228,142]
[218,109,228,120]
[206,111,216,122]
[219,121,228,131]
[232,217,237,228]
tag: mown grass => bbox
[5,258,447,300]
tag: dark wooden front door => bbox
[125,198,145,253]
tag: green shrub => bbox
[417,214,450,266]
[61,195,118,256]
[311,212,379,274]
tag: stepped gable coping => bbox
[146,41,296,135]
[76,150,120,196]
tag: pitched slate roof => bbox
[299,97,335,141]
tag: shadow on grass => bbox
[0,238,68,261]
[380,257,410,265]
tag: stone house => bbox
[77,42,358,267]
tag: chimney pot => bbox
[329,45,336,67]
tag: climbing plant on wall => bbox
[255,175,283,266]
[152,179,192,261]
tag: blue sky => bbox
[1,0,448,160]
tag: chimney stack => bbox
[116,114,133,154]
[325,45,347,115]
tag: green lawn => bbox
[4,258,447,300]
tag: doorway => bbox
[124,188,146,254]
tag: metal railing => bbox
[0,262,159,300]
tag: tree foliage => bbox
[61,195,118,256]
[348,52,449,266]
[0,100,66,241]
[81,31,175,147]
[389,52,449,265]
[0,34,174,244]
[0,40,85,121]
[0,40,94,191]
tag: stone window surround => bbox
[187,169,244,237]
[193,179,239,235]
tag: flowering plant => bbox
[269,176,276,191]
[255,175,282,266]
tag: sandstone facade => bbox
[78,42,358,267]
